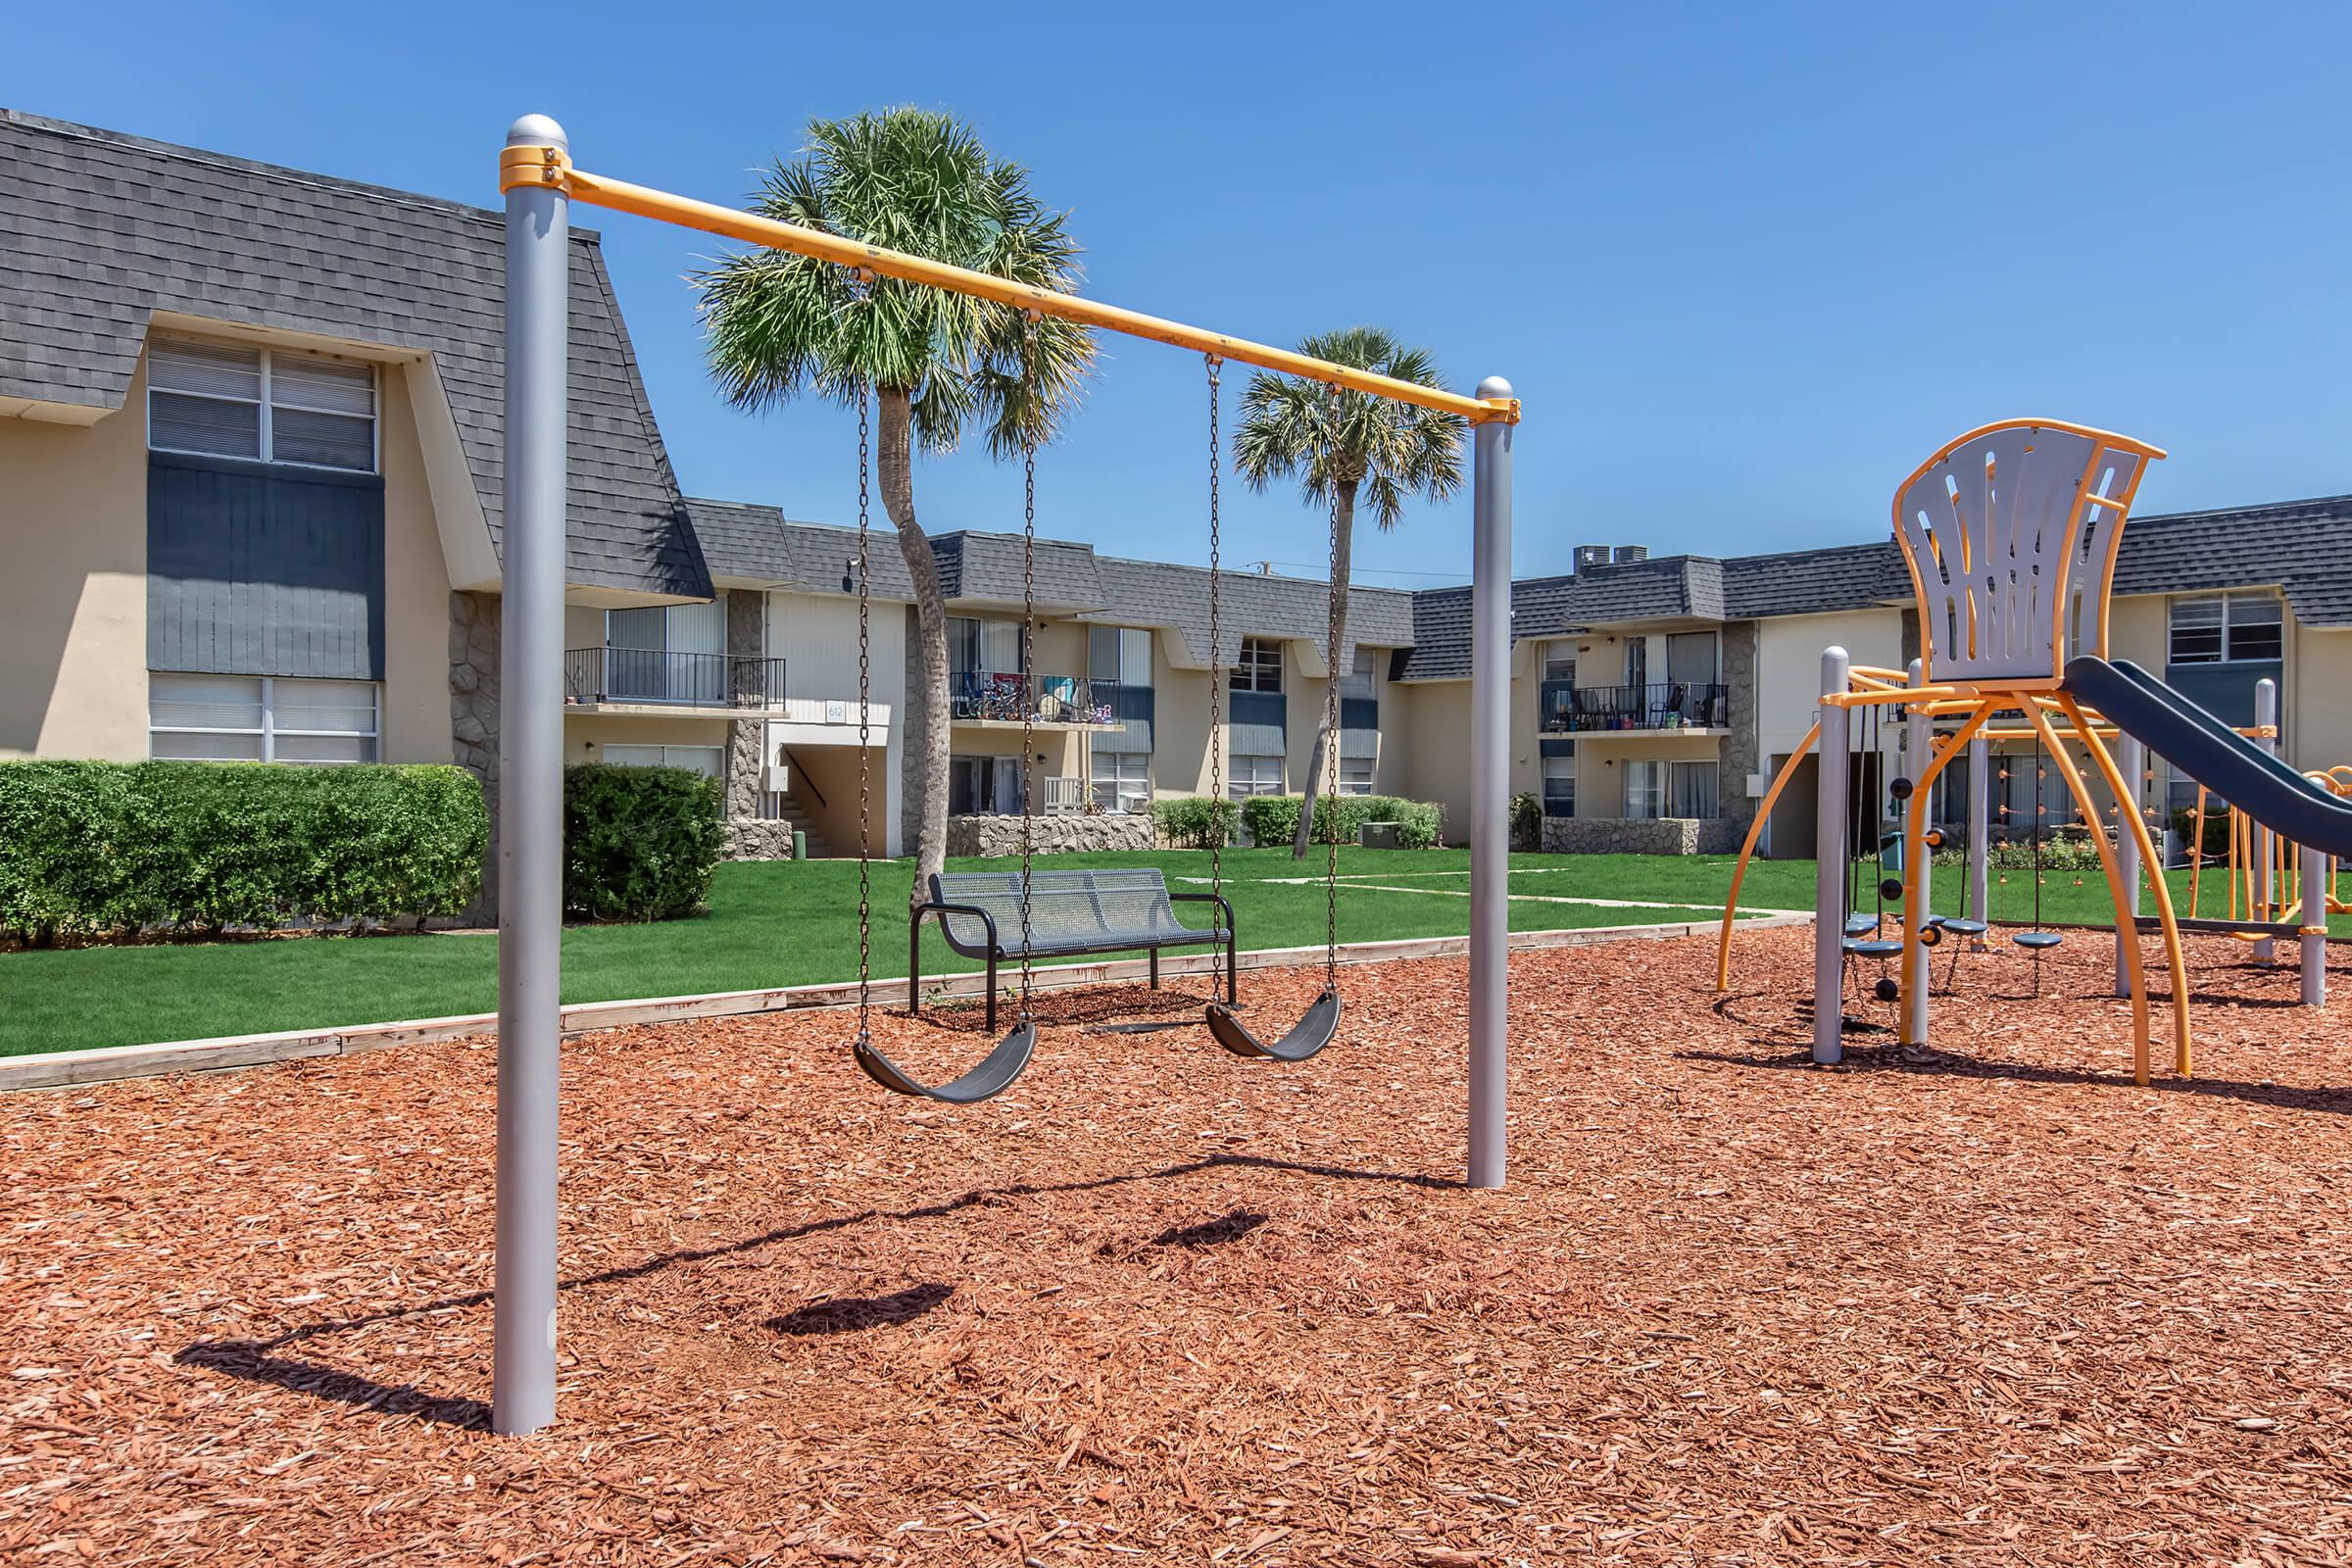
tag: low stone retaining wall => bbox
[945,812,1156,857]
[1542,816,1739,856]
[722,819,798,861]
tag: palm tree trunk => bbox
[1292,481,1359,860]
[875,387,953,904]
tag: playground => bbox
[6,927,2348,1564]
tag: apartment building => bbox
[10,109,2352,871]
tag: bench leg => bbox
[908,918,921,1016]
[1149,948,1159,990]
[1226,932,1238,1005]
[987,952,998,1033]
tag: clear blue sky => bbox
[9,3,2348,587]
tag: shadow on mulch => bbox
[768,1283,955,1336]
[908,984,1227,1034]
[1682,1042,2352,1113]
[1150,1208,1269,1250]
[173,1152,1447,1422]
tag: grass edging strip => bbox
[0,913,1809,1092]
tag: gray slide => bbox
[2063,657,2352,857]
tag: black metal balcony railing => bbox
[564,647,786,708]
[950,670,1115,726]
[1541,679,1728,733]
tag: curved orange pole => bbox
[2023,702,2153,1084]
[2062,694,2192,1078]
[1715,719,1821,992]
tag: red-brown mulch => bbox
[5,927,2351,1565]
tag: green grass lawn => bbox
[1,847,2328,1057]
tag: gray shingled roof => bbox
[685,499,917,601]
[1721,540,1915,619]
[931,531,1107,611]
[1089,555,1414,669]
[1393,494,2352,680]
[2108,495,2352,628]
[0,110,707,599]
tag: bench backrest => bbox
[931,868,1187,951]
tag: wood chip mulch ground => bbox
[6,925,2351,1566]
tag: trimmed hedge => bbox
[0,760,486,943]
[1240,793,1445,850]
[1152,795,1239,849]
[563,762,725,921]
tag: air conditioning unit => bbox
[1358,820,1404,850]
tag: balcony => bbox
[1541,679,1728,734]
[950,670,1115,727]
[564,647,787,710]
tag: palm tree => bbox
[697,110,1095,898]
[1233,328,1466,858]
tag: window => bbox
[1624,760,1665,819]
[951,755,1024,814]
[1088,626,1152,686]
[1339,760,1374,796]
[1340,648,1377,702]
[148,337,377,473]
[951,616,1025,675]
[604,602,727,703]
[1093,752,1152,812]
[602,743,723,777]
[1228,754,1284,800]
[1542,755,1575,817]
[149,673,378,763]
[1621,760,1718,819]
[1232,637,1283,693]
[1543,643,1576,682]
[1668,760,1720,819]
[1665,631,1719,686]
[2170,592,2282,664]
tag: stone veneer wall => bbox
[945,812,1157,858]
[1542,815,1738,856]
[723,820,798,860]
[1719,620,1760,838]
[724,589,766,821]
[449,590,502,923]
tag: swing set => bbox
[489,115,1521,1436]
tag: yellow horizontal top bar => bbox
[501,146,1519,426]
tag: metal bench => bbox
[911,868,1235,1029]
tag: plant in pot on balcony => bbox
[698,109,1097,904]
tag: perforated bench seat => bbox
[911,868,1235,1030]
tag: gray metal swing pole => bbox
[1966,734,1989,939]
[2302,839,2328,1005]
[1467,375,1514,1190]
[2114,732,2143,999]
[2254,677,2279,965]
[493,112,569,1438]
[1814,647,1850,1064]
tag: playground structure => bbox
[2183,766,2352,939]
[493,116,1518,1435]
[1716,420,2352,1088]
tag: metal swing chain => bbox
[1321,380,1344,992]
[1205,355,1224,992]
[1017,315,1040,1023]
[855,380,873,1046]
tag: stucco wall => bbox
[1754,609,1905,761]
[378,363,456,764]
[0,362,150,760]
[1569,731,1723,817]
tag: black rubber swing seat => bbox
[1205,990,1340,1062]
[2012,931,2064,951]
[1843,913,1882,937]
[853,1021,1037,1103]
[1844,939,1905,958]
